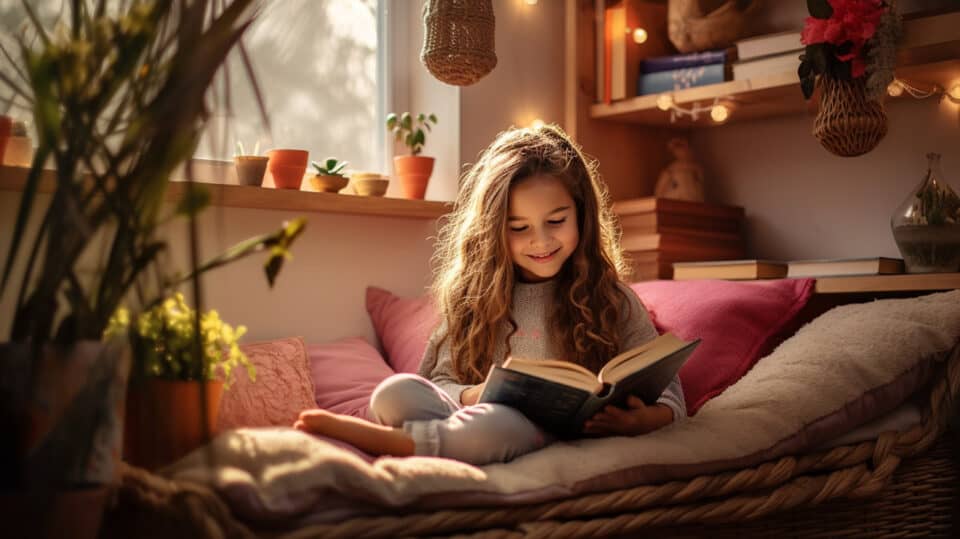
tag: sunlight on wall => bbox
[196,0,380,172]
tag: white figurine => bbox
[654,137,705,202]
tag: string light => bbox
[887,77,960,104]
[656,94,673,111]
[949,84,960,102]
[632,28,648,44]
[654,94,734,123]
[524,0,538,5]
[530,118,545,129]
[710,103,730,123]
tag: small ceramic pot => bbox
[393,155,434,199]
[309,174,349,193]
[352,177,389,197]
[234,155,268,186]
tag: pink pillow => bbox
[630,279,815,415]
[308,337,395,419]
[217,336,318,431]
[366,286,440,373]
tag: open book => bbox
[478,332,700,437]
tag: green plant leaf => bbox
[413,129,425,147]
[807,0,832,19]
[429,113,437,123]
[386,112,397,129]
[175,184,212,217]
[400,112,411,129]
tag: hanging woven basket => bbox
[813,76,888,157]
[421,0,497,86]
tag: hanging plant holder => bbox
[813,75,888,157]
[421,0,497,86]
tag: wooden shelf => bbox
[589,11,960,127]
[813,272,960,294]
[0,165,450,220]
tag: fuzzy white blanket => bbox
[164,290,960,525]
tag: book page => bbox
[502,357,601,393]
[598,333,690,385]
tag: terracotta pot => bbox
[393,155,435,199]
[266,148,308,167]
[0,115,11,165]
[0,341,130,487]
[124,378,224,471]
[5,486,110,539]
[234,155,268,186]
[309,173,349,193]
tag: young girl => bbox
[296,124,685,464]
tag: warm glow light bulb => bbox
[632,28,648,44]
[530,118,545,129]
[656,94,673,111]
[524,0,538,5]
[887,80,904,97]
[711,104,730,123]
[948,84,960,102]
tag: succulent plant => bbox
[312,158,349,177]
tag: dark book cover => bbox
[479,339,700,437]
[639,49,732,74]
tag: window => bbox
[197,0,384,174]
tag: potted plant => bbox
[798,0,901,157]
[310,157,350,193]
[104,293,253,470]
[0,1,303,534]
[234,141,268,187]
[386,112,437,199]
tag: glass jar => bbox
[890,153,960,273]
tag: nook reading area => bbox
[2,1,959,538]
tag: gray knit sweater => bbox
[417,280,687,420]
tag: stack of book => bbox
[731,30,803,81]
[636,48,733,96]
[612,197,746,281]
[672,257,905,281]
[597,0,672,102]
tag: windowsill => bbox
[0,162,450,220]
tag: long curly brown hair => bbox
[431,124,633,385]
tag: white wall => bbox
[459,0,567,168]
[0,191,438,345]
[693,97,960,260]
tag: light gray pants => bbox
[368,373,551,465]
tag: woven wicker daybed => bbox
[103,294,960,538]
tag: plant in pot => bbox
[310,157,350,193]
[234,141,268,187]
[0,0,303,536]
[386,111,437,199]
[104,293,254,470]
[798,0,901,157]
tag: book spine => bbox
[639,49,728,74]
[636,63,726,95]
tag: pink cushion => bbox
[308,337,395,419]
[630,279,815,415]
[366,286,441,373]
[217,336,318,431]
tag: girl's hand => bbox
[582,396,674,436]
[459,382,487,406]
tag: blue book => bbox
[637,63,727,96]
[639,49,731,74]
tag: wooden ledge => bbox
[0,165,450,220]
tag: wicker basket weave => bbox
[420,0,497,86]
[813,76,888,157]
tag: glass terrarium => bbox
[890,153,960,273]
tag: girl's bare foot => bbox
[295,409,415,457]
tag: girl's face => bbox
[506,174,579,283]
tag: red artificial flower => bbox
[801,0,885,77]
